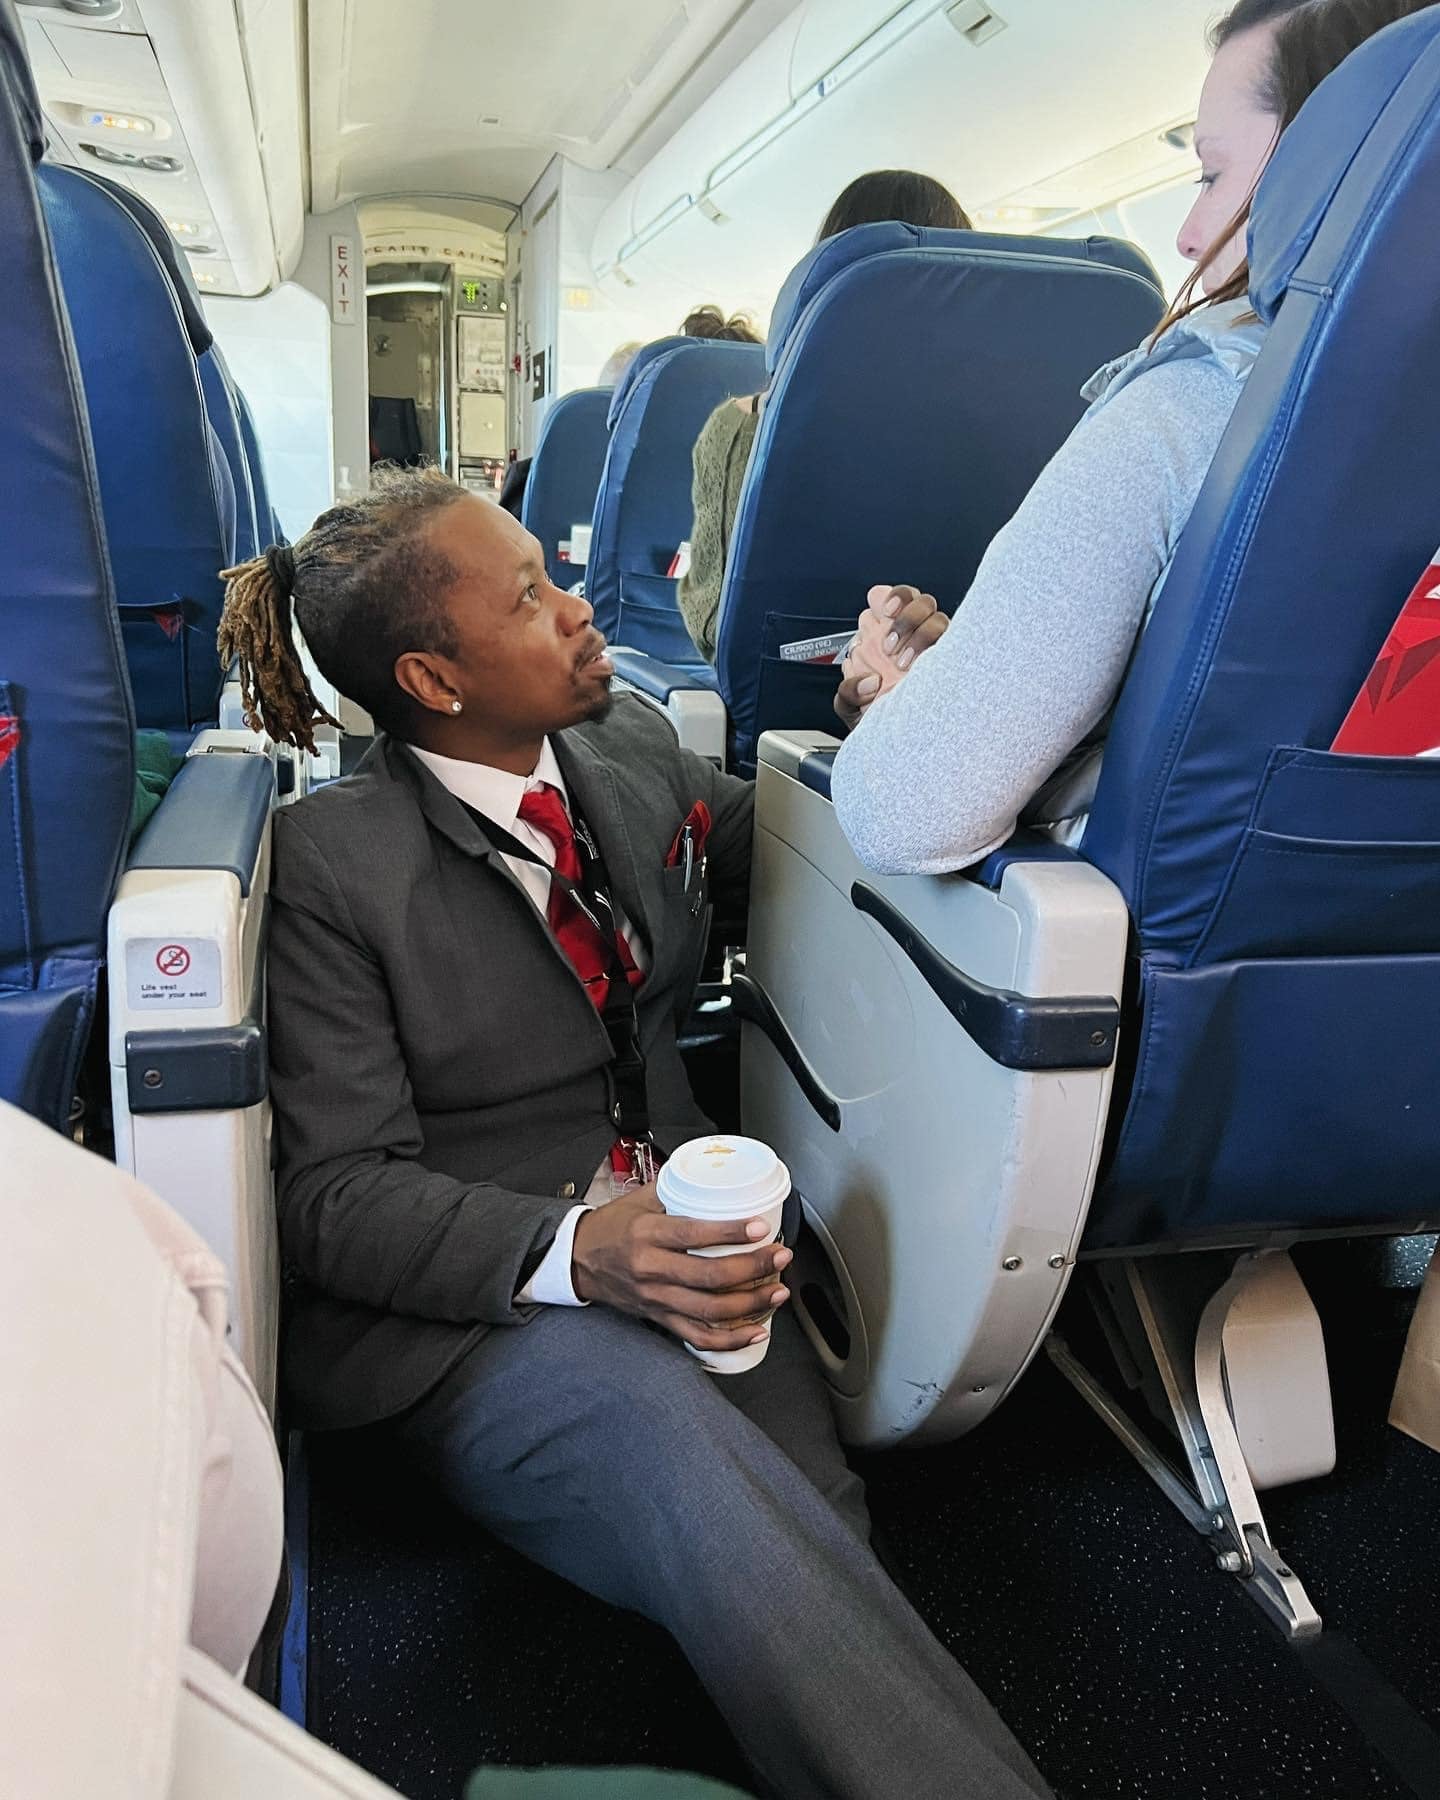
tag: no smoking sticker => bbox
[126,937,222,1010]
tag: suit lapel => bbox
[553,726,667,980]
[384,736,563,943]
[385,730,667,999]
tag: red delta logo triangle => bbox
[1332,551,1440,755]
[0,715,18,774]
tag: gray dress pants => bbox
[391,1304,1052,1800]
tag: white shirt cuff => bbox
[517,1204,591,1306]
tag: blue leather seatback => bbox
[522,387,613,588]
[606,336,689,428]
[1079,8,1440,1249]
[0,0,135,1130]
[200,348,258,561]
[588,338,768,654]
[235,386,281,547]
[716,224,1165,772]
[36,164,235,730]
[81,172,258,565]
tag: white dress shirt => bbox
[412,741,645,1308]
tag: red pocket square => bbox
[666,801,713,868]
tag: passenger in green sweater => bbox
[677,169,972,663]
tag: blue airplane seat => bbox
[0,0,135,1130]
[713,223,1166,772]
[588,337,768,656]
[199,349,258,562]
[742,1,1440,1459]
[234,385,281,548]
[522,386,612,588]
[605,335,690,428]
[36,163,237,730]
[84,172,260,564]
[1077,3,1440,1250]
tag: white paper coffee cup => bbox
[657,1135,791,1375]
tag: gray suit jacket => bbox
[267,696,754,1431]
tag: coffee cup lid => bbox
[658,1135,790,1216]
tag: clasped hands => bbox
[834,583,949,731]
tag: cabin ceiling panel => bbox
[594,0,1220,298]
[307,0,774,210]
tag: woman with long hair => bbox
[832,0,1432,873]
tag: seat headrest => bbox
[0,0,44,163]
[87,172,213,355]
[767,222,1160,374]
[606,335,695,426]
[1250,6,1440,325]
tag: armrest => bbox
[758,732,1083,888]
[610,648,718,702]
[851,881,1117,1071]
[971,830,1085,892]
[745,746,1130,1447]
[128,754,275,895]
[613,650,728,767]
[796,749,836,800]
[757,729,843,783]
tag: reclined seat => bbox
[616,225,1164,774]
[587,336,767,672]
[36,161,238,731]
[522,385,613,588]
[740,7,1440,1640]
[1,3,281,1404]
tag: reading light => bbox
[85,110,153,134]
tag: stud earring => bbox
[450,700,463,714]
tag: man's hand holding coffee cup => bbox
[572,1184,791,1355]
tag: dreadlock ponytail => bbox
[219,540,340,755]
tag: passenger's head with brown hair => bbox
[678,305,764,344]
[1164,0,1434,330]
[815,170,971,243]
[218,466,613,764]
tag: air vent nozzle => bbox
[945,1,1007,46]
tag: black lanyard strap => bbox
[463,799,651,1141]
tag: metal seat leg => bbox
[1049,1251,1323,1640]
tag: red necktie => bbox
[517,783,642,1012]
